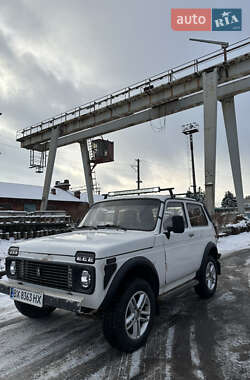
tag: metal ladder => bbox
[87,139,99,193]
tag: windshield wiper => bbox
[96,224,127,231]
[77,225,97,230]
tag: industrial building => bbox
[0,180,100,223]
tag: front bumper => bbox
[0,278,89,313]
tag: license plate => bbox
[10,287,43,308]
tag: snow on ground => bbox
[225,220,249,228]
[0,234,250,379]
[217,232,250,258]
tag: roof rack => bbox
[103,187,175,199]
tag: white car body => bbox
[0,195,217,313]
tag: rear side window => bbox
[187,203,208,227]
[164,201,187,228]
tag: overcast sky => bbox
[0,0,249,205]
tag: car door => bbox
[185,202,213,270]
[163,200,196,285]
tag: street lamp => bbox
[182,122,199,195]
[189,38,229,62]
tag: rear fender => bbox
[197,242,221,278]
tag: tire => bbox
[14,301,56,318]
[195,256,218,299]
[103,278,156,353]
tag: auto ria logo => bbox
[171,8,242,31]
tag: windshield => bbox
[78,198,161,231]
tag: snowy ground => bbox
[0,234,250,379]
[0,248,249,379]
[217,232,250,257]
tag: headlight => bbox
[72,266,95,294]
[8,247,19,256]
[10,261,16,276]
[81,270,92,288]
[75,251,95,264]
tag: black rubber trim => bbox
[106,258,116,264]
[203,242,220,259]
[216,260,221,275]
[104,263,117,289]
[99,256,159,311]
[198,242,221,278]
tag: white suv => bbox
[0,191,220,352]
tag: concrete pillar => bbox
[221,97,245,214]
[79,139,94,206]
[202,69,218,215]
[40,127,60,211]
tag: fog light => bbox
[10,261,16,276]
[81,270,91,288]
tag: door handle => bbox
[189,233,194,237]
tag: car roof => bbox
[94,194,204,206]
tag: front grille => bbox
[19,260,70,291]
[6,258,95,294]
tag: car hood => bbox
[15,229,156,259]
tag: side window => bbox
[163,201,187,229]
[187,203,208,227]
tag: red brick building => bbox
[0,180,93,224]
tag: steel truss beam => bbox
[33,76,250,151]
[18,54,250,150]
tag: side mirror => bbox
[163,215,185,234]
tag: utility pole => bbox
[189,134,196,194]
[182,123,199,195]
[131,159,143,190]
[136,159,142,190]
